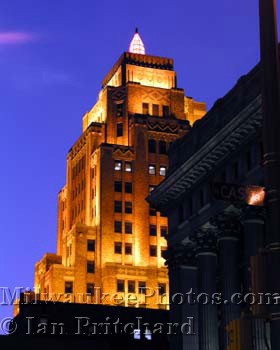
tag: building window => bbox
[114,181,122,192]
[117,123,123,137]
[115,160,122,171]
[142,103,149,114]
[117,279,124,292]
[139,281,146,294]
[150,245,157,257]
[125,201,132,214]
[125,162,132,172]
[159,166,167,176]
[158,283,166,295]
[125,222,132,234]
[125,182,132,193]
[159,141,167,155]
[162,105,170,116]
[116,103,124,117]
[149,225,157,236]
[149,185,156,192]
[149,207,157,216]
[160,226,168,237]
[161,247,167,258]
[128,280,135,293]
[114,221,122,233]
[86,283,95,295]
[233,161,239,179]
[125,243,132,255]
[87,239,95,252]
[87,261,95,273]
[114,242,122,254]
[65,281,73,294]
[152,104,159,116]
[114,201,122,213]
[148,139,156,153]
[148,164,156,175]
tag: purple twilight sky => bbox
[0,0,280,327]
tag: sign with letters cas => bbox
[212,182,265,206]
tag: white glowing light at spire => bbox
[129,28,146,55]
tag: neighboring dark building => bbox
[148,58,275,349]
[0,298,169,350]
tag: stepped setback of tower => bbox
[34,31,206,309]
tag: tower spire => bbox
[129,28,146,55]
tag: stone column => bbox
[194,228,219,350]
[241,206,265,298]
[167,243,199,350]
[213,209,242,350]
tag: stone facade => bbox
[148,59,274,348]
[34,49,206,310]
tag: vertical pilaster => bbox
[194,229,219,350]
[213,209,242,350]
[241,206,265,298]
[167,244,199,350]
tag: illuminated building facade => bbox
[148,58,271,349]
[34,30,206,309]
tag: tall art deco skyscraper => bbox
[34,30,206,309]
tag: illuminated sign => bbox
[212,182,265,206]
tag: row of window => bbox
[65,280,167,296]
[142,103,170,117]
[148,164,167,176]
[72,180,85,200]
[114,242,133,255]
[114,222,167,236]
[114,181,132,193]
[115,221,132,234]
[114,102,170,119]
[114,242,166,258]
[117,280,166,295]
[148,140,168,154]
[72,156,85,178]
[71,200,85,219]
[114,161,132,172]
[114,201,132,213]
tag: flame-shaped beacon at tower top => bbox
[128,28,146,55]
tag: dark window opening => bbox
[152,104,159,116]
[87,261,95,273]
[158,283,166,295]
[150,245,157,257]
[114,181,122,192]
[125,182,132,193]
[142,103,149,114]
[125,201,132,214]
[128,280,135,293]
[87,240,95,252]
[114,221,122,233]
[117,279,124,292]
[159,141,167,155]
[162,105,170,116]
[148,140,156,153]
[65,281,73,294]
[86,283,94,295]
[125,222,132,234]
[117,123,123,137]
[125,243,132,255]
[114,242,122,254]
[114,201,122,213]
[149,225,157,236]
